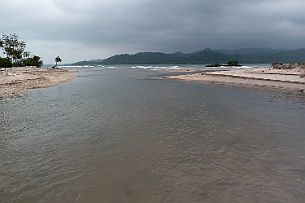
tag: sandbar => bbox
[166,67,305,93]
[0,67,75,97]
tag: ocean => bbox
[1,66,305,202]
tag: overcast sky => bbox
[1,0,305,63]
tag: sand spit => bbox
[0,67,75,97]
[166,67,305,93]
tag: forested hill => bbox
[72,48,305,65]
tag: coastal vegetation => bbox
[54,56,62,68]
[73,48,305,65]
[228,60,240,66]
[21,55,43,67]
[0,33,43,67]
[0,57,12,67]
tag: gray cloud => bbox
[1,0,305,63]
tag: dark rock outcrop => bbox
[272,63,305,69]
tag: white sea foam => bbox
[60,65,84,68]
[130,66,156,69]
[81,65,95,68]
[220,65,253,69]
[131,65,183,70]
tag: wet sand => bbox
[166,67,305,93]
[0,67,75,97]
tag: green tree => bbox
[22,51,31,58]
[32,55,43,67]
[227,60,239,66]
[0,33,26,64]
[54,56,62,68]
[22,55,43,67]
[0,57,12,67]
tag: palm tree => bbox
[54,56,62,68]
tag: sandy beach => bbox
[0,67,75,97]
[166,67,305,93]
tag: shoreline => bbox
[0,67,75,98]
[165,67,305,94]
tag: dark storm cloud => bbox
[1,0,305,63]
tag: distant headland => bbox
[72,48,305,65]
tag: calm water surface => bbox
[1,67,305,203]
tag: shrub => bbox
[22,55,43,67]
[0,57,12,67]
[227,61,239,66]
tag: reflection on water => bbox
[1,68,305,203]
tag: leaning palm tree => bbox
[54,56,62,68]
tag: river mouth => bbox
[1,68,305,203]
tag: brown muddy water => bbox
[1,67,305,203]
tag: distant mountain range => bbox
[72,48,305,65]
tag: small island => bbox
[206,61,242,67]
